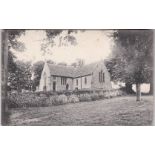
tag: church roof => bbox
[48,63,76,77]
[47,61,103,78]
[74,62,98,77]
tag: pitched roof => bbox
[74,62,98,77]
[48,63,76,77]
[47,61,103,78]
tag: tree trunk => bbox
[1,30,9,125]
[136,83,141,101]
[125,83,134,94]
[149,79,153,95]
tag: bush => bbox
[68,94,79,103]
[103,91,111,99]
[118,90,124,96]
[51,94,68,105]
[35,91,57,97]
[73,89,93,95]
[37,96,49,107]
[58,94,68,104]
[39,93,47,98]
[52,95,59,105]
[79,94,92,102]
[98,91,105,99]
[8,89,125,108]
[7,97,18,108]
[91,93,100,101]
[8,93,48,108]
[45,96,54,106]
[109,90,117,98]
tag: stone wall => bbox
[91,61,112,90]
[73,75,92,90]
[55,76,73,91]
[39,62,51,91]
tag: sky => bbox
[12,30,114,65]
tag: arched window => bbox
[61,77,67,85]
[76,79,78,85]
[43,72,46,91]
[85,77,87,84]
[99,70,105,83]
[43,72,46,86]
[99,72,101,82]
[102,73,105,82]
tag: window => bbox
[44,72,46,86]
[85,77,87,84]
[64,78,67,85]
[102,73,105,82]
[99,72,101,82]
[99,70,105,83]
[61,78,62,85]
[76,79,78,85]
[53,76,56,80]
[61,77,67,85]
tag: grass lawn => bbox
[8,95,154,126]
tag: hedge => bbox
[8,89,124,108]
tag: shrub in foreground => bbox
[79,94,92,102]
[58,94,68,105]
[68,94,79,103]
[51,94,68,105]
[98,91,105,99]
[91,93,100,101]
[8,93,48,108]
[8,89,124,108]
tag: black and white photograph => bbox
[1,1,155,155]
[1,29,154,126]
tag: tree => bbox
[8,49,17,73]
[105,44,135,94]
[46,59,55,64]
[8,60,32,92]
[7,49,16,89]
[108,30,153,101]
[1,30,8,124]
[16,61,32,91]
[71,62,77,68]
[41,30,78,54]
[58,62,67,66]
[70,59,85,68]
[1,30,25,124]
[76,58,85,67]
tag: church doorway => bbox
[53,82,56,91]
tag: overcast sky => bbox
[12,30,114,65]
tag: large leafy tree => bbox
[8,49,17,73]
[8,60,32,92]
[41,30,77,53]
[7,49,17,91]
[106,30,153,101]
[1,29,25,124]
